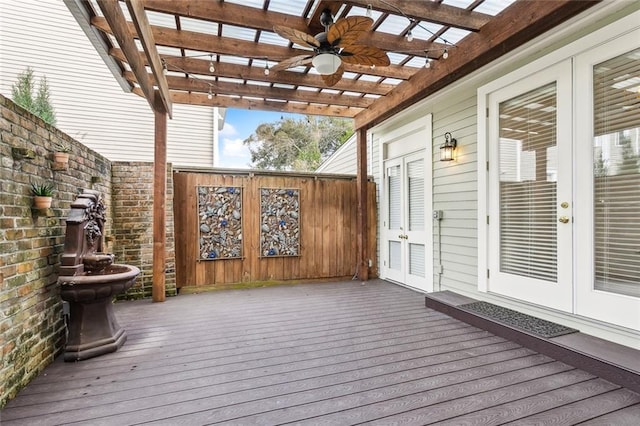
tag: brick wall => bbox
[0,94,112,407]
[0,94,176,407]
[111,162,176,299]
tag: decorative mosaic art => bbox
[197,186,243,260]
[260,188,300,257]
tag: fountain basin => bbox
[59,264,140,361]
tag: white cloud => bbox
[219,122,238,138]
[220,137,252,168]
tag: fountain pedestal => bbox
[58,190,140,361]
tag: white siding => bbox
[316,134,357,174]
[0,0,217,167]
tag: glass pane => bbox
[499,82,558,282]
[593,47,640,298]
[408,159,425,231]
[388,165,401,229]
[409,243,425,277]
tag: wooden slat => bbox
[170,91,364,118]
[153,74,376,108]
[4,281,640,424]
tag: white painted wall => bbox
[0,0,221,167]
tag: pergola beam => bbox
[168,91,363,117]
[142,0,449,55]
[111,48,394,95]
[125,0,172,117]
[96,0,157,112]
[344,0,492,31]
[127,73,375,109]
[91,17,415,80]
[354,0,600,129]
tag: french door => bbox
[383,151,429,290]
[574,33,640,331]
[486,33,640,331]
[487,60,574,312]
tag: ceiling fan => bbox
[272,9,390,86]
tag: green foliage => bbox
[56,141,72,153]
[243,115,354,171]
[30,182,54,197]
[11,67,57,126]
[619,133,639,174]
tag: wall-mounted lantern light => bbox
[440,132,457,161]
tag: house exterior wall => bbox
[316,134,357,174]
[0,0,219,167]
[369,1,640,348]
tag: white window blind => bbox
[409,243,425,277]
[388,165,401,230]
[408,159,425,231]
[499,83,558,282]
[593,47,640,298]
[389,241,401,271]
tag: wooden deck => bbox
[2,280,639,425]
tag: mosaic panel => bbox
[197,186,242,260]
[260,188,300,257]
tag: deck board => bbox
[2,280,639,425]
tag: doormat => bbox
[459,301,579,338]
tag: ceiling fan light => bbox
[313,53,341,75]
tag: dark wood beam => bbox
[93,17,415,80]
[354,0,600,129]
[152,91,167,303]
[168,91,363,117]
[126,0,172,117]
[96,0,156,112]
[124,71,376,108]
[144,0,449,57]
[345,0,492,31]
[111,48,396,95]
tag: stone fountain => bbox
[58,189,140,361]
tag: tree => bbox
[11,67,57,126]
[244,115,354,171]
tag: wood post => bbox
[356,127,369,281]
[152,92,167,302]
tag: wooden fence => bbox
[173,169,377,289]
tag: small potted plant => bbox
[31,182,54,209]
[53,142,71,164]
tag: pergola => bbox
[65,0,598,302]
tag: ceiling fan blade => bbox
[327,16,373,46]
[321,63,344,87]
[340,45,390,67]
[271,54,313,72]
[273,25,320,49]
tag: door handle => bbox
[558,216,570,224]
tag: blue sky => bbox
[218,109,303,168]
